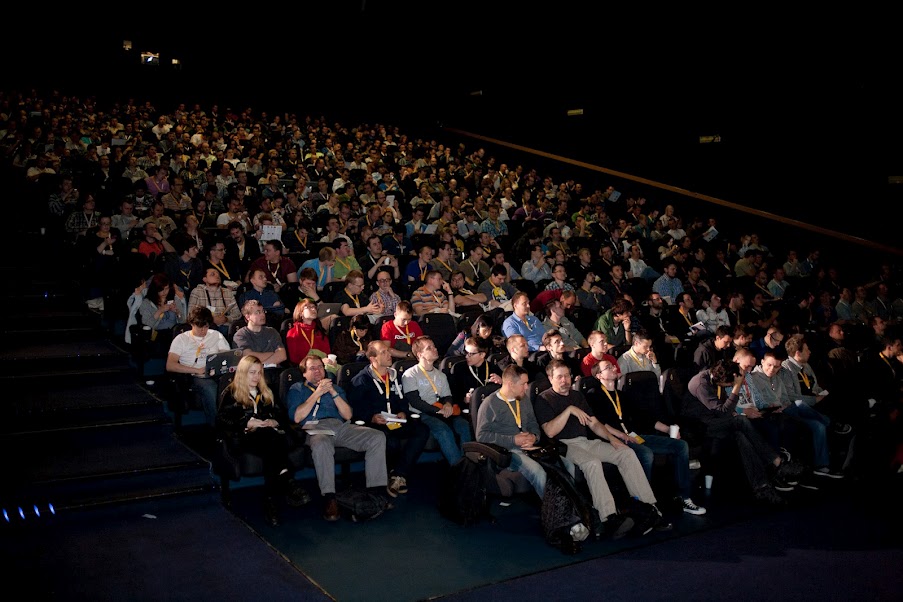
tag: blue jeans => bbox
[629,435,692,499]
[509,448,576,499]
[192,376,219,427]
[783,402,831,468]
[420,414,472,465]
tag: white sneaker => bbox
[386,475,405,497]
[813,467,843,479]
[682,498,707,515]
[569,522,590,542]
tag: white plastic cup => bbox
[40,227,46,235]
[669,424,680,439]
[327,354,337,362]
[705,475,714,489]
[354,420,365,426]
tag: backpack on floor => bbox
[528,445,599,554]
[439,454,495,526]
[335,488,388,522]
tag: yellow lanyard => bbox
[396,322,412,342]
[419,365,439,396]
[500,395,522,430]
[602,385,628,433]
[800,370,810,389]
[381,372,391,400]
[629,349,647,368]
[318,264,328,286]
[298,324,315,350]
[193,335,205,363]
[294,231,307,248]
[436,259,452,274]
[344,288,360,307]
[350,328,362,350]
[681,310,693,325]
[337,257,351,271]
[211,261,230,280]
[419,262,428,281]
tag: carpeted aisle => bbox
[439,479,903,602]
[216,460,866,602]
[1,493,331,601]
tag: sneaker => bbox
[754,484,786,505]
[797,478,820,491]
[569,522,590,542]
[597,514,635,540]
[395,475,408,494]
[323,497,340,522]
[833,423,852,435]
[682,498,707,515]
[783,460,808,478]
[813,467,844,479]
[386,475,405,498]
[688,459,702,470]
[285,480,312,507]
[772,475,796,492]
[776,462,800,485]
[780,447,792,463]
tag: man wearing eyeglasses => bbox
[452,337,503,406]
[750,325,786,362]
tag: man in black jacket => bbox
[348,340,432,498]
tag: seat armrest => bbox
[463,441,512,468]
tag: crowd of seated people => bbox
[5,88,903,533]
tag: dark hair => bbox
[545,358,570,379]
[470,314,494,336]
[189,306,214,326]
[490,263,508,277]
[146,273,175,303]
[710,359,739,383]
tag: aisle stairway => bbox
[0,228,215,522]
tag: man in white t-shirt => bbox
[166,307,231,426]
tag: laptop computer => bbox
[317,303,343,320]
[204,348,244,378]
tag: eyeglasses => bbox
[465,350,483,356]
[377,279,392,284]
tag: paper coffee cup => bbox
[705,475,714,489]
[669,424,680,438]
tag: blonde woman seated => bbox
[217,355,311,527]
